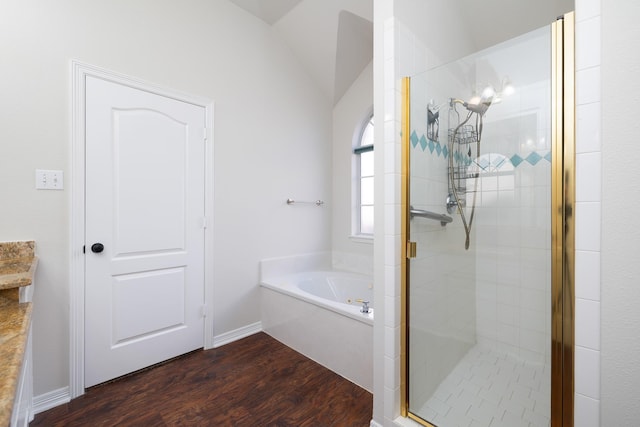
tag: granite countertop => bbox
[0,241,38,291]
[0,241,36,426]
[0,258,38,290]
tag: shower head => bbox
[465,85,495,116]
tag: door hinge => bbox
[201,304,208,318]
[201,216,207,229]
[203,128,208,142]
[83,245,85,254]
[406,241,417,258]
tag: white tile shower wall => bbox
[475,157,552,365]
[385,11,486,425]
[385,13,479,425]
[383,16,402,424]
[469,29,553,367]
[574,0,601,424]
[408,70,477,410]
[382,3,603,426]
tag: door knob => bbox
[91,243,104,253]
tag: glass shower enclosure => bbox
[401,15,574,426]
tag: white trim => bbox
[353,109,375,236]
[69,60,86,400]
[392,415,424,426]
[349,234,374,244]
[70,60,215,398]
[204,97,215,351]
[369,420,383,427]
[33,387,71,414]
[212,322,263,348]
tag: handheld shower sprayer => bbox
[451,85,495,116]
[465,98,492,115]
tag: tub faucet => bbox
[356,299,371,314]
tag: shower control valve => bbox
[446,193,465,214]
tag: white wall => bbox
[332,61,374,271]
[601,0,640,425]
[395,0,475,72]
[0,0,332,397]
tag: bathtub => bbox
[262,271,374,324]
[261,270,374,392]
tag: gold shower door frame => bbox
[400,12,576,426]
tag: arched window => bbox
[353,114,374,236]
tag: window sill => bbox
[349,235,374,244]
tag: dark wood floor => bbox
[31,332,373,426]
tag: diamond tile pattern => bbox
[510,154,524,167]
[525,152,542,165]
[420,135,428,151]
[411,130,550,170]
[411,131,419,148]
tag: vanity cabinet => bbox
[10,321,32,427]
[0,241,36,427]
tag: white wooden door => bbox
[85,75,206,387]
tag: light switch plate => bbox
[35,169,64,190]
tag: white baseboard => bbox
[370,420,383,427]
[212,321,262,348]
[33,386,71,414]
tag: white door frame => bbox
[70,60,215,398]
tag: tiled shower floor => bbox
[416,345,550,427]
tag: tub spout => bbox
[356,299,371,314]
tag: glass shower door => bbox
[406,24,553,427]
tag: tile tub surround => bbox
[0,241,36,426]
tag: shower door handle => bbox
[406,241,417,258]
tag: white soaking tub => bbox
[261,270,374,392]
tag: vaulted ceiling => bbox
[228,0,373,105]
[227,0,574,105]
